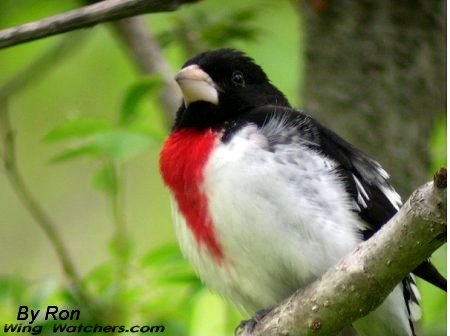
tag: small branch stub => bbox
[310,319,322,331]
[434,167,446,188]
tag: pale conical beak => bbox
[175,64,219,106]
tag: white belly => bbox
[174,125,363,313]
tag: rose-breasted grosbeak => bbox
[160,49,445,335]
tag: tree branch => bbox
[0,0,201,49]
[237,169,447,336]
[0,98,91,305]
[112,16,181,126]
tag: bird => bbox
[159,49,446,336]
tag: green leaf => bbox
[120,77,163,126]
[201,7,261,47]
[0,277,28,303]
[91,130,153,161]
[141,244,184,268]
[155,273,200,286]
[84,264,115,295]
[44,117,113,142]
[129,127,166,143]
[58,287,79,306]
[49,130,153,164]
[48,145,100,163]
[92,164,118,195]
[190,289,229,336]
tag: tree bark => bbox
[299,0,446,198]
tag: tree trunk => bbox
[299,0,445,198]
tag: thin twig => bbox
[112,16,181,126]
[0,0,201,49]
[0,34,93,309]
[0,99,90,304]
[110,163,129,279]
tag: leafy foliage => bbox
[45,77,164,166]
[120,77,163,126]
[43,117,113,142]
[157,6,262,55]
[0,244,239,335]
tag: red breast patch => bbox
[160,129,223,261]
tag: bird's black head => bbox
[173,49,290,130]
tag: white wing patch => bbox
[380,184,402,210]
[351,160,402,212]
[353,174,370,209]
[409,300,422,322]
[408,275,422,321]
[372,162,402,210]
[373,161,390,179]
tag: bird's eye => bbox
[231,71,245,87]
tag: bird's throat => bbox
[160,129,223,261]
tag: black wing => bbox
[226,105,446,292]
[306,111,446,292]
[312,118,401,238]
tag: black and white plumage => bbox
[160,49,445,336]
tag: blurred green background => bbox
[0,1,445,335]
